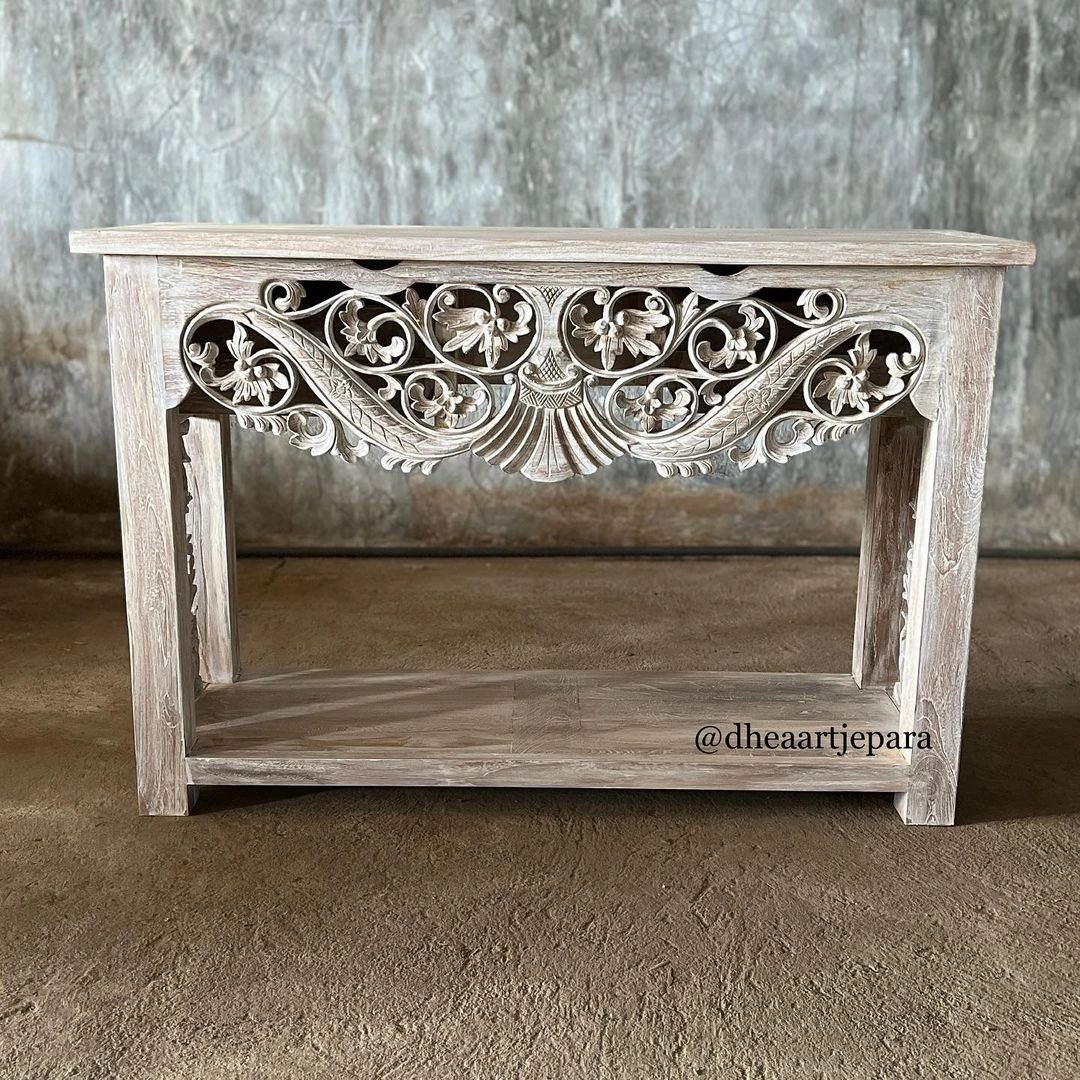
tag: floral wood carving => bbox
[181,278,927,482]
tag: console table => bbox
[70,226,1035,823]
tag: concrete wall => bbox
[2,0,1076,552]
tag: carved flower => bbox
[570,303,671,370]
[617,384,692,433]
[216,326,289,406]
[407,378,487,429]
[433,301,532,368]
[339,300,407,365]
[739,386,772,415]
[813,335,907,416]
[698,307,765,369]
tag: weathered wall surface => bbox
[2,0,1076,552]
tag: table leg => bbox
[105,255,197,816]
[894,268,1004,825]
[852,413,924,691]
[184,415,240,685]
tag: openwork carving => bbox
[181,276,927,482]
[177,419,202,695]
[894,499,919,703]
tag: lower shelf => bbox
[186,670,909,792]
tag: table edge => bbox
[68,225,1037,266]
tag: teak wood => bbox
[72,226,1035,822]
[188,671,908,790]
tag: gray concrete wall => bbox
[2,0,1076,552]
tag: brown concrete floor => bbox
[0,555,1077,1079]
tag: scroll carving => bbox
[178,419,202,695]
[180,275,927,483]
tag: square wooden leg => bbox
[893,269,1005,825]
[184,415,240,686]
[853,412,925,691]
[106,256,197,816]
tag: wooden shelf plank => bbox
[187,670,908,792]
[69,225,1036,266]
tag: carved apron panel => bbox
[180,274,927,482]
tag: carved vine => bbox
[180,278,927,482]
[894,499,918,702]
[178,419,202,694]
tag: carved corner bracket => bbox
[178,272,927,483]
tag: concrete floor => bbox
[0,555,1077,1078]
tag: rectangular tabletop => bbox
[69,224,1036,266]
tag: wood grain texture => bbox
[852,413,925,688]
[104,256,196,816]
[70,225,1036,266]
[158,256,768,299]
[895,268,1005,825]
[187,669,908,791]
[183,416,240,685]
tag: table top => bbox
[69,224,1036,267]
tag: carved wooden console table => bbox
[70,226,1034,823]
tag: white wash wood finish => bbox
[71,225,1036,266]
[183,416,240,685]
[104,256,197,816]
[157,260,953,423]
[187,670,909,791]
[75,227,1031,821]
[894,269,1005,825]
[157,268,951,433]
